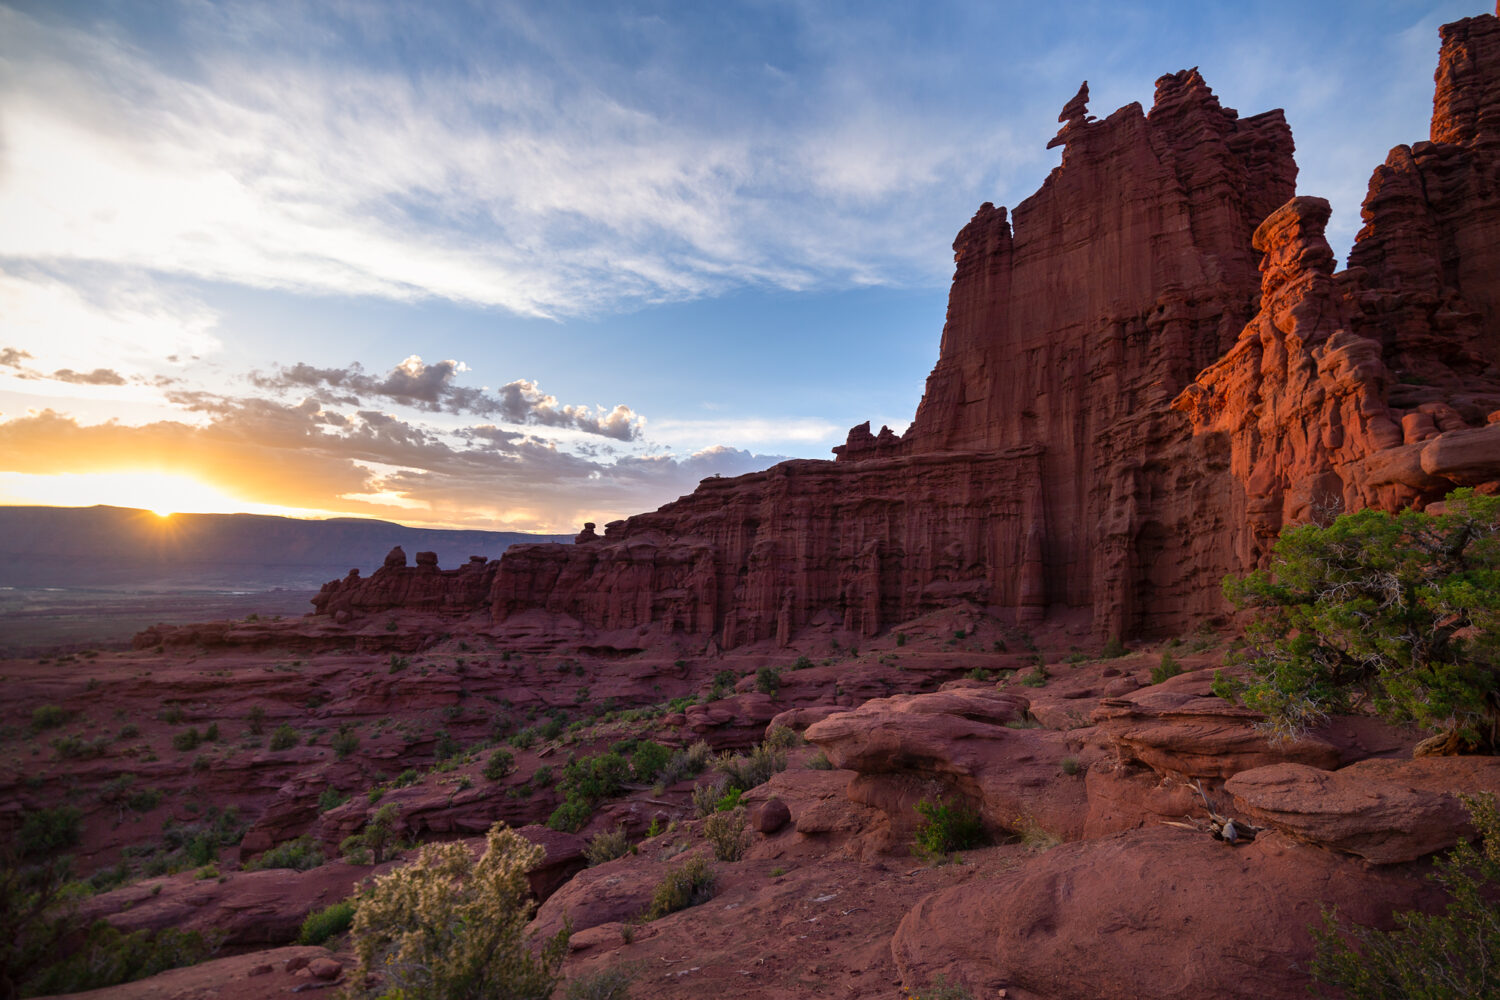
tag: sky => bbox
[0,0,1486,533]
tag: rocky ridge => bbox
[391,7,1500,653]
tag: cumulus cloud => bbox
[253,356,644,440]
[0,397,782,531]
[0,343,130,387]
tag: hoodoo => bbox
[477,11,1500,649]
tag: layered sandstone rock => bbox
[311,547,497,617]
[1224,755,1500,864]
[488,12,1500,649]
[805,689,1092,848]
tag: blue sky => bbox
[0,0,1485,531]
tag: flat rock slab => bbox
[1092,690,1341,779]
[891,827,1437,1000]
[1226,755,1500,863]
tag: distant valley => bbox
[0,505,568,651]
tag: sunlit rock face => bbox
[487,10,1500,649]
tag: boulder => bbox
[1225,755,1500,863]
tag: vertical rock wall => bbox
[482,12,1500,650]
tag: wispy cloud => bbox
[0,2,1043,320]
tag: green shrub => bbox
[1101,637,1128,658]
[755,667,781,697]
[246,836,323,872]
[298,900,355,946]
[1311,793,1499,998]
[547,750,633,832]
[484,749,516,781]
[1020,666,1049,688]
[806,751,834,770]
[1151,651,1184,685]
[652,740,711,789]
[159,705,185,724]
[703,807,747,862]
[318,787,348,813]
[895,633,907,648]
[247,705,266,735]
[547,799,595,833]
[356,804,401,864]
[20,922,216,996]
[912,797,984,861]
[393,768,421,788]
[51,734,108,759]
[762,724,798,750]
[714,741,787,793]
[1222,489,1500,748]
[708,669,738,701]
[116,723,139,740]
[917,974,975,1000]
[268,724,298,751]
[629,741,672,783]
[331,725,360,759]
[432,729,460,761]
[1061,757,1081,776]
[388,654,408,673]
[20,806,82,858]
[30,705,69,730]
[644,854,715,920]
[691,778,727,818]
[564,964,638,1000]
[349,822,569,999]
[583,826,631,866]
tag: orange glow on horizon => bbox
[0,470,329,520]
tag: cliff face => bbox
[468,12,1500,649]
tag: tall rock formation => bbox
[480,11,1500,650]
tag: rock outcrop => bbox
[482,12,1500,650]
[311,547,498,617]
[890,827,1441,1000]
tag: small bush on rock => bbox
[583,826,631,866]
[1221,488,1500,749]
[349,822,569,999]
[485,748,516,781]
[755,666,780,697]
[298,900,355,945]
[1311,792,1499,998]
[913,797,984,861]
[644,854,715,920]
[703,807,748,862]
[268,724,298,751]
[564,963,638,1000]
[1151,651,1183,685]
[246,836,323,872]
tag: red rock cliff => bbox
[490,12,1500,649]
